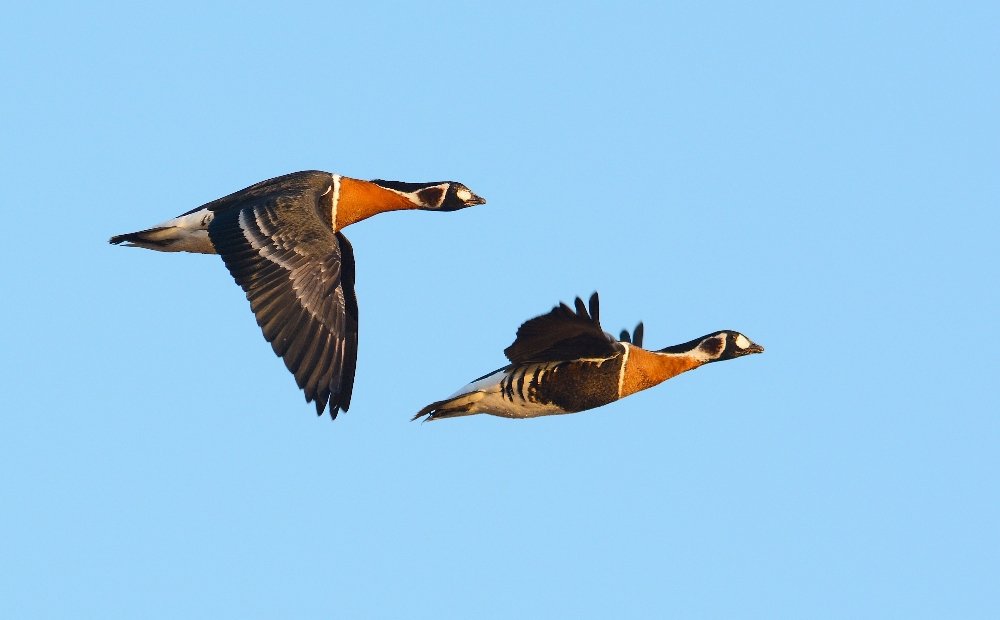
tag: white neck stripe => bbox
[617,343,631,396]
[380,183,449,208]
[330,174,342,230]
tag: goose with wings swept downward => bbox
[111,170,485,418]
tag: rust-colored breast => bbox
[619,346,701,399]
[335,177,421,229]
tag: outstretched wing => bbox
[503,292,622,364]
[207,173,358,418]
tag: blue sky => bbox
[2,1,997,618]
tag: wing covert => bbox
[207,182,357,418]
[503,292,622,364]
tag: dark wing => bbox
[207,175,358,418]
[632,322,644,348]
[334,232,359,413]
[619,321,644,347]
[503,292,622,364]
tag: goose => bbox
[413,292,762,421]
[110,170,485,418]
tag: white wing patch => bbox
[735,334,751,349]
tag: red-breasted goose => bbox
[110,170,485,419]
[413,292,762,421]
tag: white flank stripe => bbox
[451,368,508,398]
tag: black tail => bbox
[108,227,174,248]
[411,395,478,422]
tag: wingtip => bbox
[310,394,344,420]
[327,401,345,420]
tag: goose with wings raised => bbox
[413,292,762,421]
[110,170,485,419]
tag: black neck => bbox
[657,331,724,355]
[369,179,447,193]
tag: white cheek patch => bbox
[735,334,751,349]
[456,188,472,202]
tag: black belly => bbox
[530,358,622,413]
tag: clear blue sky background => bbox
[2,2,997,618]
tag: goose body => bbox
[110,170,485,418]
[414,293,762,421]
